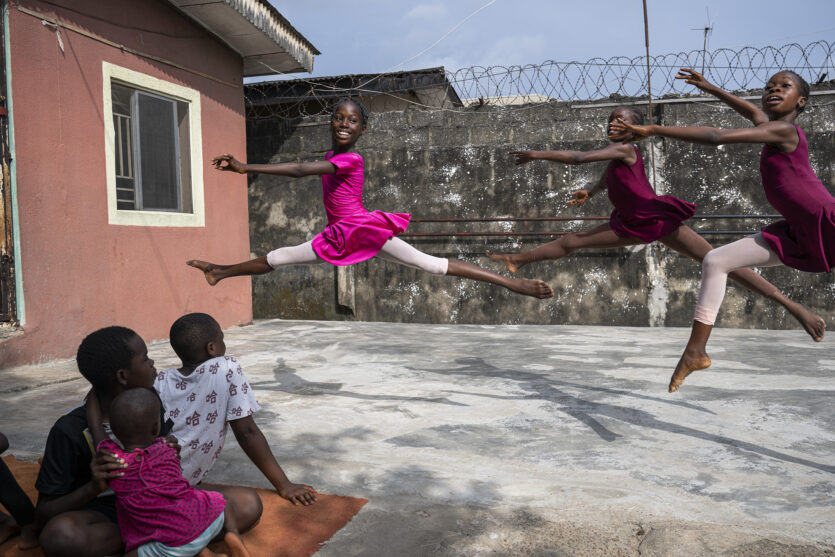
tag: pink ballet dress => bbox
[759,125,835,273]
[99,438,225,552]
[606,145,696,242]
[311,151,410,265]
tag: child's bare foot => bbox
[187,260,223,286]
[668,350,712,393]
[789,304,825,342]
[18,524,39,550]
[223,532,251,557]
[509,278,554,299]
[486,251,525,273]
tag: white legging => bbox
[266,237,449,275]
[694,233,783,325]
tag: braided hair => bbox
[331,97,369,127]
[76,326,138,394]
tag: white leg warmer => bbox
[694,233,783,325]
[376,237,449,275]
[265,241,324,269]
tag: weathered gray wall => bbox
[245,92,835,329]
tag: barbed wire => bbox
[245,40,835,120]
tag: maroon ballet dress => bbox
[606,145,696,242]
[759,125,835,273]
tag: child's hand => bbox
[212,154,247,174]
[163,435,182,459]
[567,190,590,206]
[90,449,126,492]
[277,482,318,506]
[676,68,715,92]
[608,119,647,142]
[508,150,538,165]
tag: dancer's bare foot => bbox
[509,278,554,299]
[18,524,39,550]
[187,260,223,286]
[668,350,712,393]
[789,304,825,342]
[223,532,251,557]
[486,251,525,273]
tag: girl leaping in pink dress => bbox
[488,106,823,343]
[188,99,553,300]
[611,69,832,392]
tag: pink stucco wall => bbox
[1,0,254,366]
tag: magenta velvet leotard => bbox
[310,151,411,265]
[606,145,696,242]
[99,438,225,552]
[759,125,835,273]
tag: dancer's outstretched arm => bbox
[212,154,336,178]
[567,168,609,207]
[509,142,635,166]
[676,68,768,125]
[609,119,798,151]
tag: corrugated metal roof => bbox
[165,0,319,76]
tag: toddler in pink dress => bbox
[99,388,250,557]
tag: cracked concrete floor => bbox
[2,320,834,556]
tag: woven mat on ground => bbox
[0,455,366,557]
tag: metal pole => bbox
[642,0,657,192]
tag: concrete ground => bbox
[2,320,834,556]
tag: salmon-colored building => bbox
[0,0,317,366]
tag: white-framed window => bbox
[103,62,204,227]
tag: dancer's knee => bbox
[701,248,729,276]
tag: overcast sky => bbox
[267,0,835,79]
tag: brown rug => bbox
[0,455,366,557]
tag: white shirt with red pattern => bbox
[154,356,260,486]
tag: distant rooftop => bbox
[165,0,319,76]
[246,67,463,108]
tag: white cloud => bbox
[403,3,449,21]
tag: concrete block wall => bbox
[245,92,835,328]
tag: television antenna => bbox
[691,8,714,73]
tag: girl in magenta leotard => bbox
[188,99,553,300]
[611,69,831,392]
[488,106,822,343]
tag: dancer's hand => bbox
[608,119,648,142]
[508,150,538,165]
[567,189,590,206]
[90,449,126,492]
[212,154,247,173]
[277,482,318,506]
[676,68,715,92]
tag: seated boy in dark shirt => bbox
[35,326,169,557]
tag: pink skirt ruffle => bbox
[761,204,834,273]
[312,211,411,265]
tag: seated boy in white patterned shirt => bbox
[158,313,317,506]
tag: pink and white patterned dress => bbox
[155,356,260,485]
[98,438,225,552]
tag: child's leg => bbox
[487,223,641,272]
[218,498,252,557]
[669,233,783,392]
[38,510,122,557]
[0,458,37,547]
[377,237,554,298]
[188,241,323,286]
[659,226,824,341]
[198,484,262,534]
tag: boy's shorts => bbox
[136,511,224,557]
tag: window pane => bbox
[137,93,179,211]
